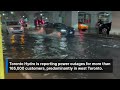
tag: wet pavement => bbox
[2,28,120,79]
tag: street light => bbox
[23,16,25,17]
[45,17,48,19]
[2,13,5,16]
[40,14,43,16]
[10,11,14,14]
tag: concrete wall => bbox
[24,11,120,36]
[62,11,78,29]
[62,11,72,26]
[110,11,120,35]
[78,11,112,28]
[48,11,62,23]
[26,11,78,29]
[78,11,112,34]
[71,11,78,29]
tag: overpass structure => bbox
[2,11,120,35]
[26,11,112,30]
[26,11,78,29]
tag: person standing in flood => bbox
[96,19,104,34]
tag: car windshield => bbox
[6,22,20,26]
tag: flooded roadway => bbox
[2,28,120,79]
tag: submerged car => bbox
[44,22,54,28]
[53,23,75,36]
[5,21,24,34]
[78,22,88,31]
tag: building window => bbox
[78,12,91,24]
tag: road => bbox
[2,28,120,79]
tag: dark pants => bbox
[106,29,110,35]
[99,27,103,34]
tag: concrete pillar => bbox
[59,17,62,23]
[53,11,60,23]
[48,11,60,23]
[90,12,98,29]
[48,11,53,23]
[63,11,71,26]
[71,11,78,29]
[28,14,34,27]
[62,11,78,29]
[60,11,65,23]
[110,11,120,35]
[109,12,112,22]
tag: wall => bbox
[78,11,112,28]
[62,11,78,29]
[62,11,72,26]
[110,11,120,35]
[48,11,61,23]
[71,11,78,29]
